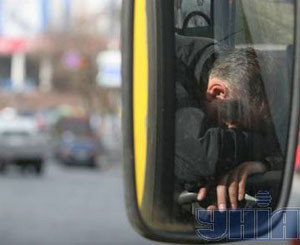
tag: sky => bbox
[0,0,122,38]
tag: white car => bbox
[0,117,47,174]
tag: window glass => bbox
[235,0,294,45]
[138,0,295,237]
[171,0,294,231]
[175,0,211,28]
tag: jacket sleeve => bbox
[175,107,249,189]
[247,131,284,171]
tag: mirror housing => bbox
[122,0,300,243]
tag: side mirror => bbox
[122,0,300,243]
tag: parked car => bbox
[0,117,47,174]
[55,117,101,168]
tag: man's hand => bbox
[197,161,267,211]
[225,121,237,129]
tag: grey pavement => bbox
[0,159,162,245]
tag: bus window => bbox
[173,0,294,230]
[124,0,298,241]
[175,0,213,37]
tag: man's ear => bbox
[206,77,228,100]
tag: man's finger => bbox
[217,175,228,212]
[228,170,239,209]
[207,205,217,214]
[197,187,208,201]
[237,161,267,201]
[238,170,248,201]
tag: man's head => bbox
[204,48,268,129]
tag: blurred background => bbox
[0,1,157,244]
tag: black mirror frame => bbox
[121,0,300,243]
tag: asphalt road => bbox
[0,158,161,245]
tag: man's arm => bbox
[175,107,250,190]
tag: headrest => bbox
[255,46,292,152]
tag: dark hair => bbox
[209,48,269,128]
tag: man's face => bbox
[204,76,249,128]
[205,76,264,130]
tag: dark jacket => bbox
[175,83,283,192]
[175,104,250,191]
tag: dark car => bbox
[56,117,100,168]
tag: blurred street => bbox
[0,1,143,244]
[0,158,159,245]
